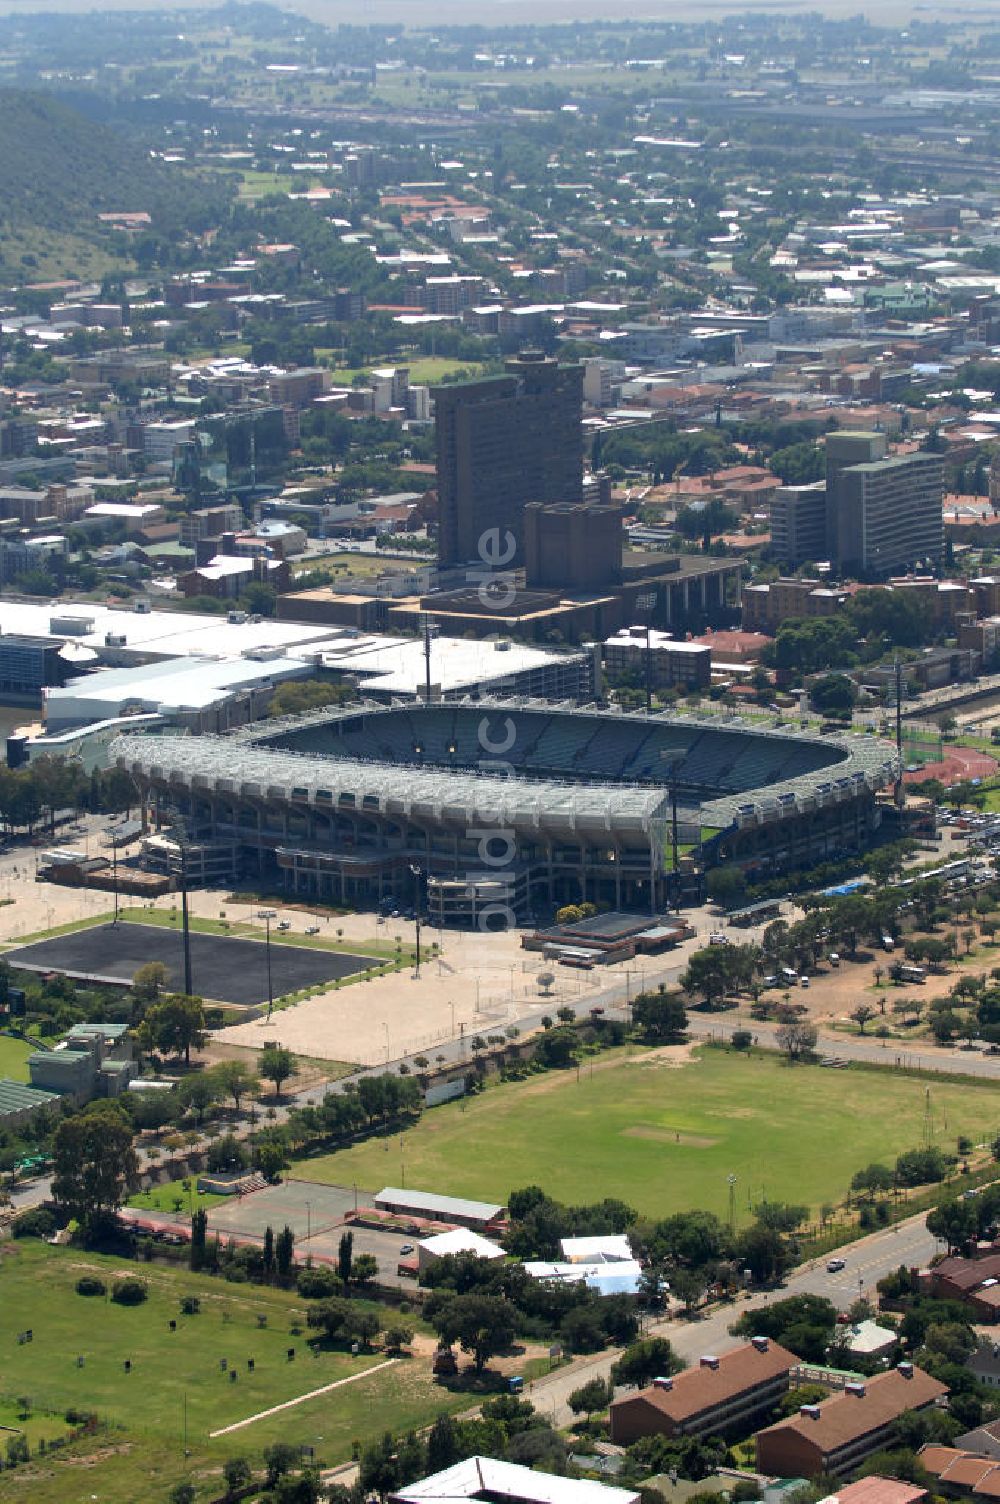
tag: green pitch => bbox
[295,1047,1000,1220]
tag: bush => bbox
[111,1277,148,1306]
[12,1206,55,1239]
[75,1275,106,1297]
[297,1266,340,1299]
[179,1295,201,1315]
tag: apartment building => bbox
[755,1365,948,1478]
[268,367,330,409]
[609,1339,796,1444]
[603,627,712,692]
[178,503,244,548]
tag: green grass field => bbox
[127,1176,229,1214]
[0,1032,32,1082]
[0,1242,473,1503]
[293,1048,1000,1221]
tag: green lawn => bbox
[293,1047,1000,1221]
[127,1176,229,1214]
[0,1032,32,1082]
[319,356,485,386]
[0,1241,473,1503]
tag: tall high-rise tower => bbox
[432,353,583,568]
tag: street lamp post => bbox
[264,914,273,1020]
[306,1200,311,1245]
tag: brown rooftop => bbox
[758,1366,947,1457]
[613,1339,796,1427]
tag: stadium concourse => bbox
[113,699,899,924]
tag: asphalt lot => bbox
[7,922,372,1006]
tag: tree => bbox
[132,961,169,1009]
[432,1293,516,1373]
[681,947,734,1008]
[927,1197,977,1252]
[851,1164,895,1202]
[190,1207,208,1272]
[275,1224,295,1278]
[611,1337,681,1389]
[632,991,687,1043]
[338,1229,354,1291]
[810,673,857,719]
[706,865,747,911]
[426,1413,459,1473]
[775,1017,817,1060]
[260,1045,298,1099]
[223,1456,252,1497]
[851,1003,877,1035]
[138,993,206,1065]
[52,1102,138,1224]
[169,1485,196,1504]
[350,1253,379,1288]
[568,1376,612,1420]
[211,1059,258,1113]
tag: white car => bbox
[826,1257,846,1273]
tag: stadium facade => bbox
[113,704,899,925]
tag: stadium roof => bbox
[113,730,672,834]
[113,700,898,841]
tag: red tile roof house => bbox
[815,1477,928,1504]
[755,1364,948,1478]
[609,1339,797,1444]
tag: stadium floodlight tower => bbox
[409,863,423,976]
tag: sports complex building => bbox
[112,704,899,924]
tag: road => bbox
[525,1210,942,1426]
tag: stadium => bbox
[112,703,899,924]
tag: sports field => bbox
[0,1242,470,1504]
[293,1048,1000,1221]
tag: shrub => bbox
[179,1295,201,1315]
[12,1206,55,1239]
[111,1276,148,1306]
[75,1275,106,1297]
[297,1266,339,1299]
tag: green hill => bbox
[0,89,232,280]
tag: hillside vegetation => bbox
[0,89,232,279]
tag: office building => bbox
[524,501,622,590]
[433,354,583,567]
[825,433,943,577]
[769,482,828,569]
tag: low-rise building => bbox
[603,628,712,692]
[373,1187,506,1232]
[392,1458,639,1504]
[610,1339,797,1444]
[755,1364,948,1478]
[923,1252,1000,1321]
[417,1228,506,1272]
